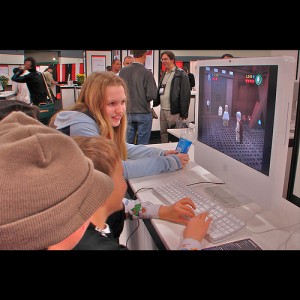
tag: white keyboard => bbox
[152,181,246,243]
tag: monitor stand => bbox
[204,185,252,207]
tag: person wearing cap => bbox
[0,111,114,250]
[72,136,212,250]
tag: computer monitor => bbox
[195,56,296,209]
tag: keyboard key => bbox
[153,181,246,243]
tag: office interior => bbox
[1,49,300,250]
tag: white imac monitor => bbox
[195,56,296,209]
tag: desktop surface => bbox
[126,142,300,250]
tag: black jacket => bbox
[11,70,48,105]
[154,67,191,118]
[73,223,128,250]
[188,73,195,90]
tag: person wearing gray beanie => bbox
[0,111,114,250]
[72,136,212,250]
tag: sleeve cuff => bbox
[122,198,161,219]
[178,238,202,250]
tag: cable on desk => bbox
[132,188,153,200]
[125,219,140,249]
[279,227,300,250]
[187,181,225,186]
[274,223,300,250]
[246,221,300,236]
[134,182,225,199]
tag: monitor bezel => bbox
[195,56,296,209]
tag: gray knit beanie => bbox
[0,111,114,250]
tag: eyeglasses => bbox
[161,58,170,61]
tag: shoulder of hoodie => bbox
[56,111,97,123]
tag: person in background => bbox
[43,66,60,99]
[221,53,234,59]
[11,67,31,104]
[0,111,114,250]
[11,56,48,106]
[123,56,134,67]
[73,135,212,250]
[154,50,191,143]
[111,59,122,75]
[183,67,195,91]
[119,50,157,144]
[0,100,40,121]
[50,72,190,241]
[106,65,112,72]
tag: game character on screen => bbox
[236,111,243,144]
[218,106,223,117]
[222,104,229,126]
[206,99,211,113]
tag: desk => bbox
[0,91,16,100]
[167,128,186,139]
[123,142,300,250]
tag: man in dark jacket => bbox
[183,67,195,90]
[154,51,191,143]
[11,56,48,106]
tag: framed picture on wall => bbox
[145,50,154,74]
[112,50,121,61]
[91,55,106,72]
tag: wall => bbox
[59,57,83,64]
[24,51,59,64]
[0,54,24,64]
[170,50,273,58]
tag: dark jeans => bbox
[106,204,126,243]
[126,113,153,144]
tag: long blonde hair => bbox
[65,72,128,160]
